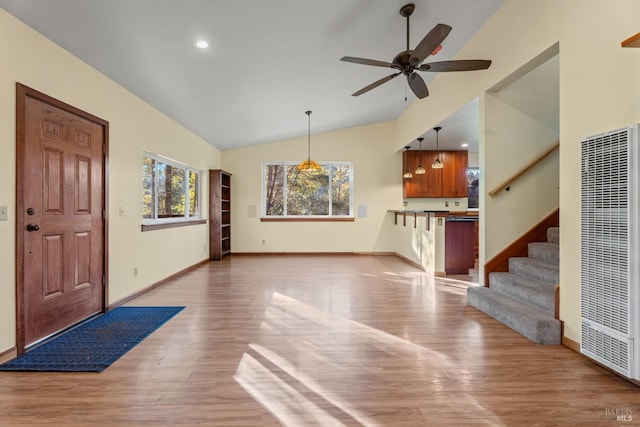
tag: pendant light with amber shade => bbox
[297,110,322,172]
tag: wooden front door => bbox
[16,84,108,351]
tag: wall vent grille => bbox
[582,321,629,376]
[581,124,639,379]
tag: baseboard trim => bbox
[0,346,17,364]
[393,253,426,271]
[232,252,356,256]
[232,252,397,257]
[234,251,436,273]
[562,335,580,352]
[109,258,209,309]
[354,252,397,256]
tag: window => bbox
[263,162,353,218]
[143,153,201,224]
[467,167,479,209]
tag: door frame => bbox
[15,83,109,354]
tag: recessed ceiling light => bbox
[461,143,469,148]
[195,40,209,49]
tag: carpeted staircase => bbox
[467,227,561,344]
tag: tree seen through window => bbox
[264,162,352,217]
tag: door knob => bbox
[26,224,40,232]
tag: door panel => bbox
[445,220,477,275]
[43,233,64,297]
[17,85,107,349]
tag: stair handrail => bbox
[488,141,559,197]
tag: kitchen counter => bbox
[388,210,478,229]
[388,209,479,275]
[388,210,448,230]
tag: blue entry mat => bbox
[0,306,185,372]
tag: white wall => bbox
[0,10,221,352]
[222,121,402,254]
[392,0,640,343]
[393,214,442,273]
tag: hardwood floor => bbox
[1,255,638,426]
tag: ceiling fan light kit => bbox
[341,3,492,99]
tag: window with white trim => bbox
[143,153,201,224]
[263,162,353,217]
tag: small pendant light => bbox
[432,126,444,169]
[297,110,322,172]
[415,137,426,175]
[403,146,413,178]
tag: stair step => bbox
[467,286,561,344]
[547,227,559,244]
[528,242,559,262]
[489,272,556,315]
[508,257,559,285]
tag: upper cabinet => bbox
[403,150,468,198]
[440,151,469,198]
[403,150,441,197]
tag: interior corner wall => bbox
[393,0,640,343]
[482,90,559,260]
[221,121,402,254]
[393,215,440,273]
[0,10,221,353]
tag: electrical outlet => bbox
[133,267,138,276]
[262,240,266,245]
[444,201,449,207]
[118,206,125,217]
[0,205,7,221]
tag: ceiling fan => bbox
[340,3,492,99]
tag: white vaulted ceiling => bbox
[0,0,505,150]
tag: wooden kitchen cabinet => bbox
[403,150,441,198]
[403,150,468,198]
[441,151,469,198]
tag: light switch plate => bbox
[0,205,8,221]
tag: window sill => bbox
[141,219,207,232]
[260,217,355,222]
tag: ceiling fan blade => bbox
[410,23,452,64]
[408,72,429,99]
[341,56,398,68]
[352,72,402,96]
[418,59,492,72]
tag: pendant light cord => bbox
[306,110,312,161]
